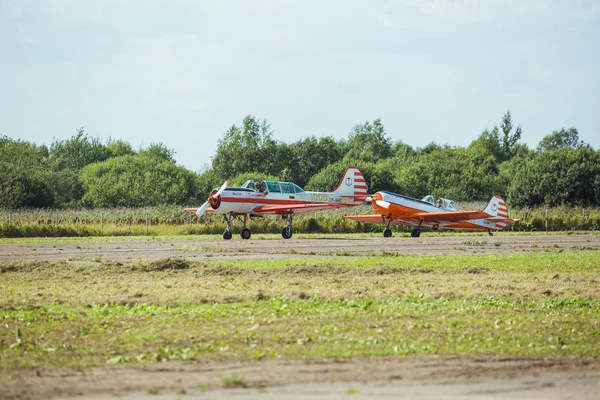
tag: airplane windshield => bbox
[425,195,458,210]
[442,198,458,210]
[279,182,295,194]
[245,180,305,194]
[434,197,458,210]
[264,181,281,193]
[421,195,434,205]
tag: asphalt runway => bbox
[0,233,598,263]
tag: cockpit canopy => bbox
[421,195,458,211]
[242,180,305,194]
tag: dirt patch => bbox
[1,356,598,400]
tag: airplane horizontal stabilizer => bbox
[486,217,519,222]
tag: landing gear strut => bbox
[222,213,252,240]
[410,220,423,238]
[223,213,234,240]
[383,219,392,238]
[282,214,293,239]
[488,229,493,236]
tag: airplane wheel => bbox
[383,228,392,238]
[281,227,292,239]
[410,228,420,238]
[223,230,232,240]
[241,228,251,240]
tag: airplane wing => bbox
[413,211,489,222]
[346,211,516,226]
[344,215,387,224]
[344,215,415,226]
[252,203,351,215]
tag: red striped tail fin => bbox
[483,195,515,229]
[332,166,368,204]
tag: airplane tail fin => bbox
[483,195,516,229]
[331,166,368,204]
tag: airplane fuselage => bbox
[210,187,354,215]
[374,191,500,231]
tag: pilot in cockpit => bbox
[436,198,443,208]
[254,180,261,192]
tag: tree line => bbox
[1,112,599,209]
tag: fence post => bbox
[583,209,586,230]
[55,211,59,227]
[101,213,104,236]
[146,212,149,235]
[545,208,548,234]
[9,212,11,225]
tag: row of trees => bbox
[1,128,200,208]
[2,112,599,209]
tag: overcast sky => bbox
[1,0,598,171]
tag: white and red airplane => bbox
[185,166,367,240]
[345,192,517,237]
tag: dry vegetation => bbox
[1,204,600,238]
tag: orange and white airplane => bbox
[345,192,516,237]
[185,166,367,240]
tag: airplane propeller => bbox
[196,181,228,218]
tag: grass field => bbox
[1,251,599,376]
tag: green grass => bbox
[221,374,247,388]
[218,252,600,273]
[1,296,598,370]
[1,252,599,375]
